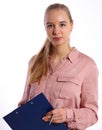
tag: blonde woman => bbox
[18,3,98,130]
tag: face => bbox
[44,9,73,47]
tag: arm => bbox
[18,57,34,107]
[18,68,30,107]
[42,62,98,130]
[65,62,99,130]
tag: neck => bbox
[53,44,72,60]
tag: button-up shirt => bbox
[20,48,98,130]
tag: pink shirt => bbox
[21,48,98,130]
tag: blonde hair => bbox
[28,38,53,84]
[28,3,73,84]
[44,3,73,23]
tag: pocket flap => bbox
[57,76,81,85]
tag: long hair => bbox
[28,3,73,84]
[28,38,53,84]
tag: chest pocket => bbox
[56,76,82,99]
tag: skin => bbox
[42,9,73,124]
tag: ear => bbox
[70,22,73,32]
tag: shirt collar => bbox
[66,47,80,63]
[49,47,80,63]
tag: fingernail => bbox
[42,117,45,120]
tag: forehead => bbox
[44,9,69,23]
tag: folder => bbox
[3,93,68,130]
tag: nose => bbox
[53,25,60,35]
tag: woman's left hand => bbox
[42,108,67,123]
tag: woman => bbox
[18,3,98,130]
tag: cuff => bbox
[64,108,74,122]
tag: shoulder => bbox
[79,51,96,65]
[71,47,97,66]
[78,51,98,73]
[28,55,37,67]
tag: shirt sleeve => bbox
[18,56,35,104]
[65,62,99,130]
[19,65,31,103]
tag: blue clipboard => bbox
[3,93,68,130]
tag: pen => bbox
[49,103,59,125]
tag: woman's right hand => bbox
[18,100,27,107]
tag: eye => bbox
[46,24,53,29]
[60,23,66,27]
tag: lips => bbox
[53,37,62,41]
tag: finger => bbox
[46,108,60,116]
[51,116,63,123]
[46,111,53,116]
[51,113,66,123]
[42,115,51,121]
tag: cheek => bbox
[64,30,72,37]
[46,28,53,35]
[46,31,53,39]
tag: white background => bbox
[0,0,102,129]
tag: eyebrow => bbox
[46,21,68,25]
